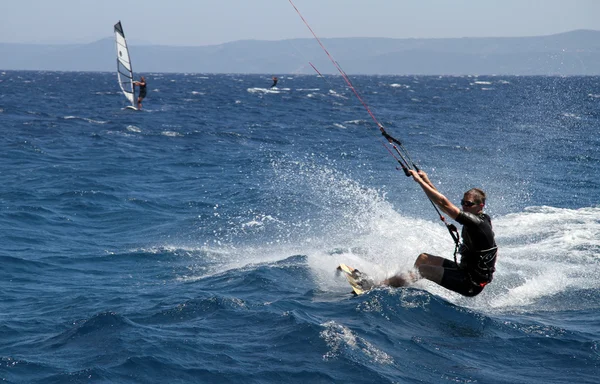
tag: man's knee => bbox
[414,253,429,267]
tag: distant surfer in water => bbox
[132,76,147,109]
[270,76,278,88]
[383,170,498,297]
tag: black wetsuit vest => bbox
[455,212,498,284]
[139,82,147,97]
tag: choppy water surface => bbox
[0,71,599,383]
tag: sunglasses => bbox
[461,200,478,207]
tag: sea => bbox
[0,70,599,383]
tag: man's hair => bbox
[466,188,486,205]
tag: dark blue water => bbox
[1,71,599,383]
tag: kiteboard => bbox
[337,263,375,295]
[124,106,139,111]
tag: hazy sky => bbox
[2,0,600,46]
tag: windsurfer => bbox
[133,76,147,109]
[383,170,498,297]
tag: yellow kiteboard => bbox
[337,263,375,295]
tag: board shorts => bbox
[139,89,147,98]
[440,259,485,297]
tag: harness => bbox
[456,245,498,287]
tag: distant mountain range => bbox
[1,30,600,75]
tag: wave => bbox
[247,87,281,94]
[167,156,600,316]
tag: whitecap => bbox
[126,125,141,132]
[247,87,280,94]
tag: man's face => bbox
[460,194,483,213]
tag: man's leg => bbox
[383,253,446,287]
[414,253,445,284]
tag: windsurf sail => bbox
[114,21,135,108]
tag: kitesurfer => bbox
[132,76,147,109]
[383,170,498,297]
[270,76,278,88]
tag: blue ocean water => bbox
[0,70,599,383]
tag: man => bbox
[384,169,498,297]
[270,76,278,88]
[132,76,147,109]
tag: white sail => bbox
[114,21,135,107]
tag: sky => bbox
[2,0,600,46]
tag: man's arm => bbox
[409,170,460,219]
[417,170,437,191]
